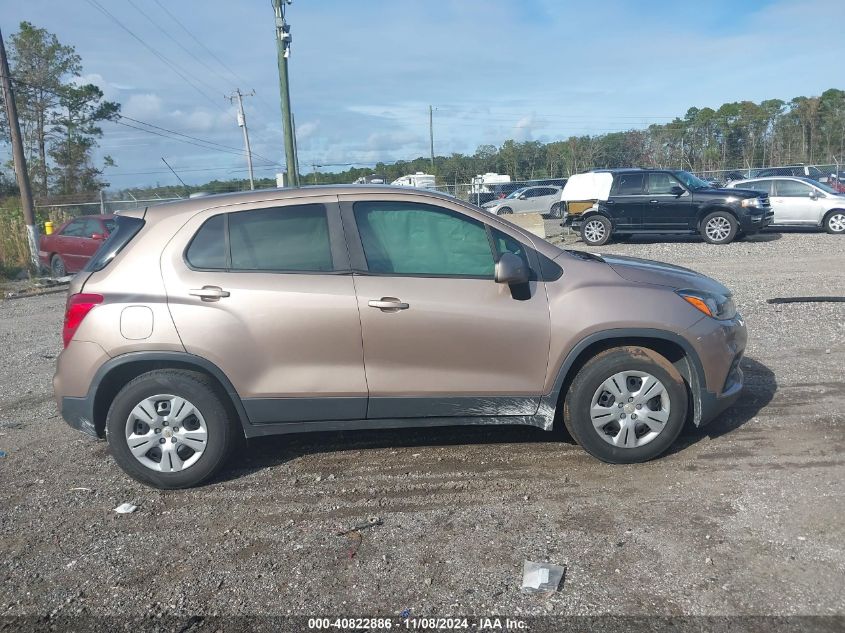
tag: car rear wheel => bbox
[580,215,612,246]
[548,203,563,219]
[700,211,737,244]
[497,206,513,216]
[823,210,845,234]
[105,369,238,489]
[563,346,688,464]
[50,254,66,278]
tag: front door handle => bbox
[368,297,409,311]
[649,199,659,204]
[189,285,230,301]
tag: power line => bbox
[124,0,231,100]
[83,0,226,113]
[150,0,276,114]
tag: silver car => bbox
[482,186,562,217]
[727,177,845,234]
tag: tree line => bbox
[0,22,119,200]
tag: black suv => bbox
[567,169,773,245]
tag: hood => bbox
[600,254,731,295]
[702,186,759,198]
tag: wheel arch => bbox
[822,207,845,227]
[697,205,739,227]
[90,352,250,438]
[541,329,706,428]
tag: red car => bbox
[39,214,115,277]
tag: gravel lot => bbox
[1,229,843,622]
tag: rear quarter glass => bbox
[83,216,145,273]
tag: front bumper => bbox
[686,313,748,426]
[740,209,774,233]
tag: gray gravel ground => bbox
[0,229,843,621]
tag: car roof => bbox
[140,184,459,219]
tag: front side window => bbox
[354,201,494,277]
[648,173,682,195]
[492,228,531,271]
[612,173,645,196]
[61,219,87,237]
[774,180,812,197]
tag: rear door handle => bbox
[189,285,230,301]
[368,297,409,311]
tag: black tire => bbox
[700,211,738,244]
[497,206,513,216]
[105,369,238,489]
[50,254,66,278]
[580,215,612,246]
[823,209,845,234]
[562,346,688,464]
[548,202,563,219]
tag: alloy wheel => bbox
[584,219,606,243]
[828,212,845,233]
[705,216,731,242]
[589,370,670,448]
[124,394,208,472]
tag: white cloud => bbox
[123,93,163,119]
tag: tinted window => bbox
[61,219,87,237]
[774,180,812,197]
[84,215,145,273]
[103,219,116,233]
[354,201,494,277]
[229,204,332,271]
[612,173,644,195]
[739,180,772,194]
[648,173,681,195]
[186,214,227,269]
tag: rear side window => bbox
[612,173,644,195]
[61,219,87,237]
[353,201,494,277]
[186,214,227,269]
[740,180,772,194]
[83,215,145,273]
[185,204,334,272]
[229,204,332,271]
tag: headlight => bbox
[741,197,762,208]
[676,289,737,320]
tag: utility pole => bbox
[273,0,299,187]
[0,28,40,273]
[429,105,435,171]
[227,89,256,189]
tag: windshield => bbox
[672,171,712,190]
[505,187,528,199]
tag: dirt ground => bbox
[0,228,843,623]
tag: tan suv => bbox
[54,186,747,488]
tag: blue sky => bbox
[3,0,843,189]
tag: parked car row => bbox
[560,168,844,245]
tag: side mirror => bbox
[809,191,819,200]
[518,194,527,200]
[91,233,105,240]
[670,185,685,196]
[495,252,529,285]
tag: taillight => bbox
[63,293,103,348]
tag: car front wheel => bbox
[105,369,238,489]
[700,211,737,244]
[563,346,688,464]
[823,210,845,234]
[580,215,612,246]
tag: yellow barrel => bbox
[45,221,54,235]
